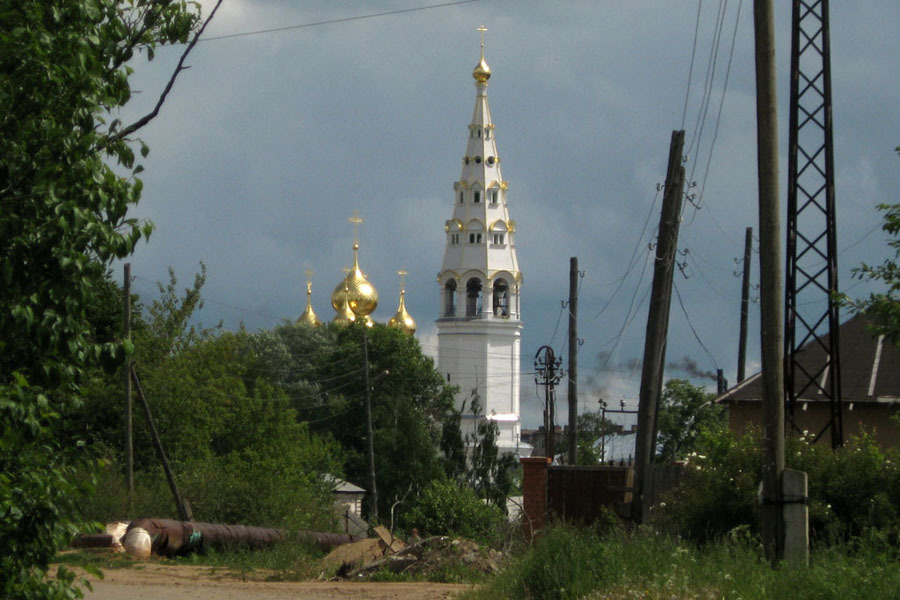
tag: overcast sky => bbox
[116,1,900,428]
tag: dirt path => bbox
[68,563,474,600]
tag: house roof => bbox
[717,313,900,403]
[324,474,366,494]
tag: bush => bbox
[652,428,761,544]
[401,479,506,545]
[654,426,900,545]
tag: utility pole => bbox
[123,262,133,515]
[566,257,580,465]
[534,346,563,459]
[131,367,191,522]
[362,327,378,523]
[738,227,753,383]
[753,0,785,563]
[631,129,685,524]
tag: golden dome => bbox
[331,290,356,326]
[388,290,416,335]
[344,243,378,317]
[473,56,491,83]
[297,280,321,327]
[331,275,350,312]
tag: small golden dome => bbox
[473,56,491,83]
[388,290,416,335]
[331,291,356,326]
[344,243,378,317]
[297,280,321,327]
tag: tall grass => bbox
[466,525,900,600]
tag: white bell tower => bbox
[436,28,529,457]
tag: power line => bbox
[200,0,481,42]
[673,279,719,371]
[681,0,704,129]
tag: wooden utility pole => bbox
[567,257,579,465]
[131,367,191,522]
[753,0,785,563]
[123,263,133,514]
[362,327,378,523]
[631,129,685,524]
[738,227,753,383]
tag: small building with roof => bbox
[716,313,900,447]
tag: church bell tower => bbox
[436,29,528,456]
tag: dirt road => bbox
[69,563,474,600]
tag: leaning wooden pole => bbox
[753,0,785,563]
[131,367,191,522]
[631,130,685,523]
[123,263,133,515]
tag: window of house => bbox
[474,191,481,203]
[490,189,499,204]
[458,191,464,203]
[469,232,482,244]
[451,233,460,244]
[492,233,505,245]
[485,128,491,140]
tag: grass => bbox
[59,526,900,597]
[463,525,900,600]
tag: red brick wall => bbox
[520,457,551,541]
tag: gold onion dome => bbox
[473,56,491,83]
[343,243,378,317]
[297,280,321,327]
[331,289,357,326]
[388,290,416,335]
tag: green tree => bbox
[269,321,460,521]
[570,410,618,465]
[462,391,517,510]
[844,147,900,341]
[655,378,724,462]
[0,3,216,595]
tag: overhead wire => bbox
[673,280,719,371]
[199,0,481,42]
[681,0,704,130]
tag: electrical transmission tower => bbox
[785,0,842,447]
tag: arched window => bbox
[492,279,509,317]
[466,278,483,317]
[474,191,481,203]
[444,279,457,317]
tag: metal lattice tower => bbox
[785,0,842,447]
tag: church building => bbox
[436,33,531,457]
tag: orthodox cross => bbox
[348,210,363,244]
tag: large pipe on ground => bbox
[115,518,357,559]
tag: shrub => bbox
[654,426,900,545]
[401,479,506,545]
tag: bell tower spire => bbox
[436,29,528,457]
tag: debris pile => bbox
[320,526,504,579]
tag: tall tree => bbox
[0,2,215,596]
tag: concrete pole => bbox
[567,257,578,465]
[753,0,785,563]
